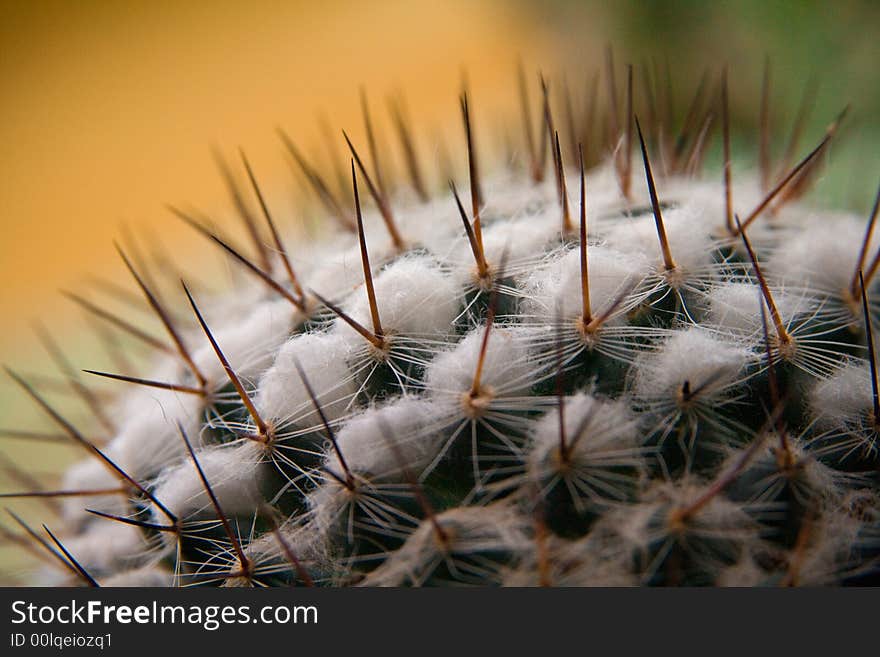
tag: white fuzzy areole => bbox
[325,396,449,479]
[59,521,148,576]
[603,203,718,279]
[102,565,173,587]
[336,255,459,339]
[191,298,297,385]
[632,328,754,400]
[307,397,452,539]
[106,389,204,481]
[257,331,358,428]
[60,458,126,523]
[151,440,266,525]
[424,325,539,400]
[528,392,643,495]
[766,213,874,295]
[702,280,813,337]
[531,392,639,454]
[444,211,565,289]
[361,504,531,586]
[518,244,648,323]
[393,193,463,253]
[599,479,758,556]
[810,362,873,426]
[480,169,557,221]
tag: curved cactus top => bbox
[4,60,879,587]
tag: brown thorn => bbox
[583,70,600,166]
[0,520,59,567]
[565,390,603,456]
[554,305,568,461]
[319,466,352,491]
[540,74,556,176]
[683,110,715,177]
[211,233,304,311]
[277,128,355,231]
[240,150,305,300]
[0,429,69,444]
[859,271,880,428]
[32,322,115,435]
[119,222,163,304]
[435,129,456,188]
[8,368,177,522]
[722,67,734,234]
[182,283,270,441]
[62,291,173,356]
[318,114,354,204]
[389,96,429,202]
[604,46,620,152]
[675,402,785,523]
[85,275,151,316]
[116,244,207,388]
[343,131,404,251]
[270,526,314,587]
[737,130,832,234]
[532,490,553,587]
[635,116,676,272]
[309,290,383,349]
[554,131,573,234]
[42,525,99,587]
[561,75,579,171]
[172,207,304,312]
[166,204,245,254]
[590,279,639,330]
[734,216,790,345]
[620,64,634,199]
[781,507,816,587]
[517,60,540,182]
[84,313,137,374]
[536,74,551,179]
[759,57,772,193]
[351,161,385,341]
[776,105,849,207]
[5,367,147,494]
[86,508,176,534]
[0,488,126,499]
[213,148,271,273]
[375,416,448,547]
[461,92,484,252]
[6,509,93,585]
[0,373,69,395]
[661,56,675,166]
[177,423,249,576]
[673,69,709,164]
[360,89,389,203]
[291,357,354,490]
[450,180,489,279]
[640,61,658,140]
[0,452,61,514]
[759,300,789,453]
[855,182,880,294]
[578,143,591,327]
[777,75,818,180]
[470,251,508,398]
[83,369,205,396]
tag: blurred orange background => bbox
[0,0,567,429]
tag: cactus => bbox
[4,62,879,587]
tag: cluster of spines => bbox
[1,54,879,587]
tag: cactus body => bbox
[8,68,880,587]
